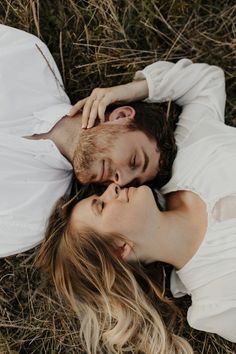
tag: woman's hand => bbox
[68,80,148,128]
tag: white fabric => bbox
[0,25,73,257]
[135,59,236,342]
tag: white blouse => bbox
[0,25,73,257]
[135,59,236,341]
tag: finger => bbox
[68,98,87,116]
[82,97,96,128]
[87,100,99,128]
[97,99,107,123]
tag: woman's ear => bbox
[106,106,135,125]
[117,240,134,260]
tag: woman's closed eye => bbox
[91,198,105,216]
[96,199,105,214]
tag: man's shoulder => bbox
[0,24,43,48]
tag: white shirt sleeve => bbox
[0,26,72,257]
[188,302,236,342]
[134,59,226,123]
[0,25,70,128]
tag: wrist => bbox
[128,80,148,101]
[137,79,148,100]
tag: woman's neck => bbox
[140,208,190,268]
[141,191,207,270]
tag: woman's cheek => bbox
[104,208,124,229]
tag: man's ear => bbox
[105,106,135,125]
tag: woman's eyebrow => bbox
[90,198,98,216]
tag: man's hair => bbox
[108,101,179,188]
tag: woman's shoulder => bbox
[187,294,236,342]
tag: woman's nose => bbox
[103,183,120,201]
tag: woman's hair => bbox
[37,184,193,354]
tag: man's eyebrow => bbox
[142,148,149,173]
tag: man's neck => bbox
[50,114,82,161]
[26,113,82,162]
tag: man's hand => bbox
[68,80,148,128]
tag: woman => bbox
[38,59,236,352]
[67,58,236,342]
[37,183,193,354]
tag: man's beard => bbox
[72,125,122,184]
[73,145,97,184]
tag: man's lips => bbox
[99,160,105,182]
[99,160,108,182]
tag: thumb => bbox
[68,98,87,116]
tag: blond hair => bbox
[37,196,193,354]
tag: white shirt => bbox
[0,25,73,257]
[135,59,236,341]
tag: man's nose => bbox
[112,169,137,187]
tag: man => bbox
[1,24,227,259]
[1,25,174,257]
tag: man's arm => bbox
[0,25,70,129]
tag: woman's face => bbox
[70,183,157,240]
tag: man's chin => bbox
[76,173,92,185]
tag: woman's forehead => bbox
[73,194,94,215]
[70,195,96,231]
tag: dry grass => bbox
[0,0,236,353]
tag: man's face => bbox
[73,124,160,187]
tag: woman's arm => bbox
[188,303,236,342]
[135,58,226,123]
[68,79,148,128]
[69,59,226,128]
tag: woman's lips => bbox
[127,187,136,201]
[125,187,130,202]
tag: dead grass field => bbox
[0,0,236,353]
